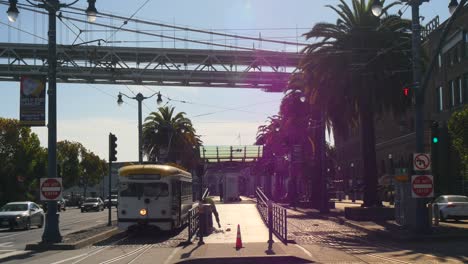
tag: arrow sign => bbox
[413,153,431,171]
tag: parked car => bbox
[433,195,468,221]
[0,201,44,230]
[80,197,104,212]
[105,195,118,208]
[42,198,67,212]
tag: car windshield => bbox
[120,182,169,197]
[447,196,468,203]
[0,204,28,212]
[85,198,98,203]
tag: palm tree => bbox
[143,106,201,169]
[301,0,413,207]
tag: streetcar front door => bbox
[171,181,181,227]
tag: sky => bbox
[0,0,454,162]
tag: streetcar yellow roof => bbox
[118,164,191,178]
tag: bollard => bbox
[433,203,439,226]
[427,203,433,226]
[267,200,273,251]
[198,204,205,245]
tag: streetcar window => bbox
[119,183,169,197]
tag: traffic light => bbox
[109,133,118,162]
[403,87,410,97]
[431,121,439,144]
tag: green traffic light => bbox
[432,137,439,144]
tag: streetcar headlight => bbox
[139,208,147,216]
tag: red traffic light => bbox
[403,87,410,96]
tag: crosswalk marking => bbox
[0,242,13,247]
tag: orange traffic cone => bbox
[235,224,243,250]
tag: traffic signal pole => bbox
[410,0,431,234]
[108,150,112,226]
[108,133,117,226]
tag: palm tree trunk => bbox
[359,98,381,207]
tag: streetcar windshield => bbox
[119,182,169,197]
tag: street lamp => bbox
[350,162,356,203]
[371,0,383,17]
[117,91,163,163]
[85,0,97,23]
[6,0,18,22]
[6,0,98,244]
[449,0,459,14]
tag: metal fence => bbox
[255,187,288,244]
[187,205,199,242]
[187,188,210,242]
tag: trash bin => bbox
[200,203,213,236]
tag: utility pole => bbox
[42,0,61,243]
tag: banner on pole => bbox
[20,76,46,126]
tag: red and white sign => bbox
[413,153,431,171]
[411,175,434,198]
[40,178,63,201]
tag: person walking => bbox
[219,180,224,202]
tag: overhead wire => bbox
[105,0,152,42]
[0,20,47,41]
[67,6,309,47]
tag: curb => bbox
[174,255,313,264]
[25,227,120,251]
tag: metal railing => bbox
[187,188,210,243]
[255,187,288,244]
[187,205,199,242]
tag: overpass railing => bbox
[255,187,288,245]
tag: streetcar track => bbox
[98,244,152,264]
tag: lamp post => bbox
[371,0,464,234]
[117,92,163,163]
[6,0,98,244]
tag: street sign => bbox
[413,153,431,171]
[40,178,63,201]
[411,175,434,198]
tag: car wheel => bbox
[81,209,85,213]
[24,218,31,230]
[63,207,66,211]
[439,211,446,222]
[38,217,44,228]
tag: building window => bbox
[454,46,460,64]
[465,33,468,58]
[464,74,468,103]
[437,86,444,112]
[459,77,463,105]
[450,81,455,107]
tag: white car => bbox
[0,202,44,230]
[433,195,468,221]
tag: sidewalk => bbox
[284,199,468,241]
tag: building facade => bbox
[335,7,468,198]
